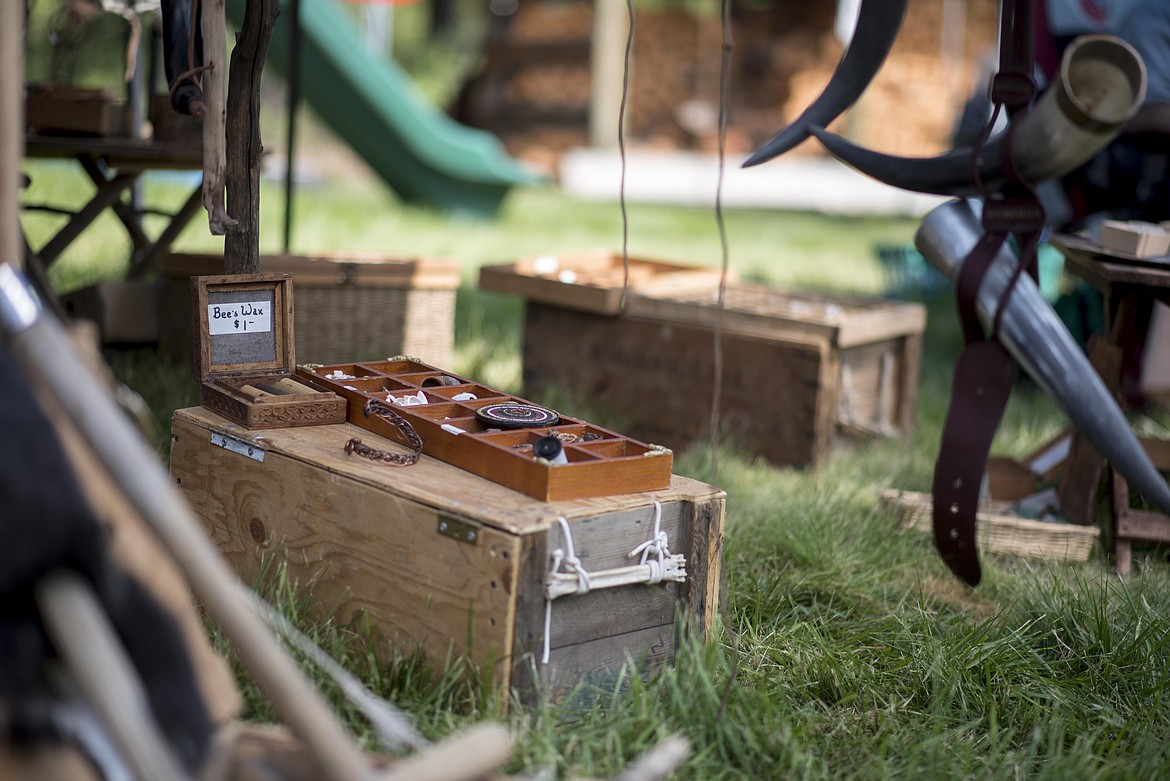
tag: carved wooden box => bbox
[193,274,346,429]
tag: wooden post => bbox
[589,0,630,148]
[224,0,279,275]
[1,0,23,268]
[202,0,235,236]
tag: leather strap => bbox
[932,340,1017,586]
[930,0,1043,586]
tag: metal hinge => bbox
[437,513,480,545]
[210,431,266,462]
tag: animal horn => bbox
[915,199,1170,516]
[742,0,909,167]
[812,34,1147,195]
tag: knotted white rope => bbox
[628,500,670,584]
[542,501,687,665]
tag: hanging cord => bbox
[711,0,740,721]
[709,0,734,487]
[617,0,637,312]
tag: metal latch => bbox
[210,431,265,462]
[437,513,480,545]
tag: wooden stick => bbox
[224,0,278,275]
[1,272,374,781]
[36,572,192,781]
[379,724,513,781]
[1,0,22,267]
[612,735,692,781]
[201,0,235,236]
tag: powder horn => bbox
[914,199,1170,516]
[742,0,909,167]
[812,34,1147,195]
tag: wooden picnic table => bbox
[22,133,204,280]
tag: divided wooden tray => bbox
[478,250,732,315]
[298,358,673,501]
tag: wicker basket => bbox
[159,252,460,366]
[880,489,1101,563]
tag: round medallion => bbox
[475,402,560,428]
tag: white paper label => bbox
[207,301,272,335]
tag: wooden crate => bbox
[26,85,128,137]
[169,406,724,703]
[478,250,732,314]
[159,252,460,366]
[501,276,926,468]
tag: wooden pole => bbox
[203,0,236,236]
[283,0,302,253]
[224,0,279,275]
[590,0,629,148]
[2,0,23,268]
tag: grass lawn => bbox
[18,153,1170,780]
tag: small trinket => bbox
[452,392,478,401]
[533,435,568,465]
[421,375,461,387]
[325,370,356,380]
[475,402,560,428]
[390,390,428,407]
[532,255,559,275]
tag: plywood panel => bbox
[172,413,519,685]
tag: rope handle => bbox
[541,501,687,664]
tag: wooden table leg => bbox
[78,155,152,258]
[1058,334,1122,523]
[34,171,139,267]
[1111,469,1134,576]
[126,183,204,279]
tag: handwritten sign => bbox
[207,301,272,336]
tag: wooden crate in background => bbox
[170,406,724,703]
[159,252,460,367]
[26,85,128,137]
[480,255,926,469]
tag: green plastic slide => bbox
[226,0,541,217]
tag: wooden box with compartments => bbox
[193,274,347,429]
[169,405,724,703]
[297,357,673,501]
[480,255,926,468]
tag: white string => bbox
[543,516,590,664]
[627,499,667,584]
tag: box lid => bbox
[161,252,460,289]
[626,283,927,348]
[194,273,295,382]
[477,250,732,315]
